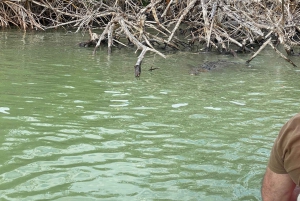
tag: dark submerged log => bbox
[134,64,141,78]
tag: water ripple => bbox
[2,31,300,200]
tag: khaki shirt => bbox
[268,113,300,185]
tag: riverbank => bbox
[1,0,299,76]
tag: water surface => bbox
[1,30,300,201]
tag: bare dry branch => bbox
[1,0,300,76]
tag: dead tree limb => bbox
[93,18,117,54]
[201,0,210,49]
[134,48,148,78]
[246,37,272,64]
[167,0,197,42]
[268,41,298,67]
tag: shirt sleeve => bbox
[268,138,287,174]
[268,113,300,175]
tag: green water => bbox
[1,30,300,201]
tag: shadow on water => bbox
[1,30,300,200]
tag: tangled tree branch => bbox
[1,0,300,76]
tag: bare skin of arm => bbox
[262,167,296,201]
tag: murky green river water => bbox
[1,30,300,201]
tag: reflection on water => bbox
[1,30,300,200]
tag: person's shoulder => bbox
[288,112,300,123]
[278,113,300,138]
[281,112,300,137]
